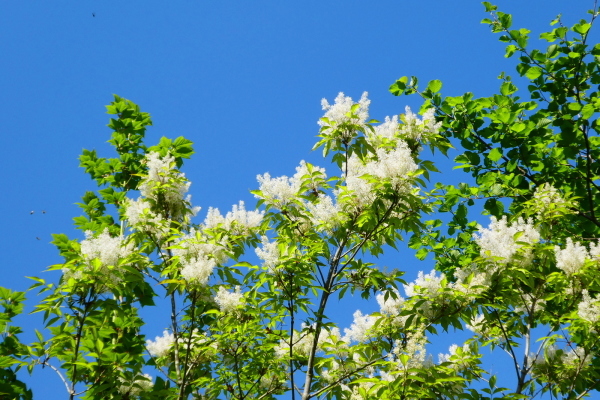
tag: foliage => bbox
[2,3,600,400]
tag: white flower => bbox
[65,228,135,289]
[578,289,600,324]
[180,254,216,285]
[138,152,194,219]
[404,270,445,298]
[173,228,230,266]
[318,92,370,138]
[274,323,324,359]
[318,327,349,354]
[389,328,430,370]
[453,264,495,296]
[341,154,375,210]
[367,115,399,146]
[256,161,326,208]
[589,241,600,261]
[321,360,340,383]
[293,161,327,193]
[403,270,447,318]
[438,344,459,364]
[474,216,540,264]
[203,201,264,234]
[223,201,264,232]
[255,236,280,272]
[125,197,169,237]
[305,195,342,231]
[365,143,417,190]
[118,373,153,397]
[399,106,441,143]
[344,310,377,343]
[533,183,570,216]
[531,344,557,368]
[214,286,244,313]
[555,238,588,275]
[376,290,404,317]
[146,330,175,358]
[466,314,486,334]
[80,228,133,267]
[562,346,591,366]
[255,173,300,207]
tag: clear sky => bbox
[1,1,598,399]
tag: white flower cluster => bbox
[398,106,441,143]
[64,228,135,287]
[367,115,399,147]
[533,344,592,372]
[555,238,592,275]
[138,152,198,219]
[118,373,153,397]
[376,290,405,317]
[339,144,417,211]
[255,236,280,272]
[365,144,418,190]
[561,346,591,366]
[318,92,370,138]
[403,270,449,318]
[452,264,494,296]
[466,314,486,334]
[203,201,264,234]
[172,229,231,286]
[80,228,134,267]
[125,197,169,238]
[146,330,175,358]
[318,327,349,355]
[305,195,343,231]
[387,328,431,371]
[174,229,229,264]
[180,254,216,285]
[274,323,337,359]
[214,286,244,313]
[578,289,600,324]
[438,344,460,364]
[474,216,540,264]
[341,154,377,210]
[404,270,445,298]
[376,290,408,327]
[343,310,377,343]
[256,161,327,208]
[533,183,570,217]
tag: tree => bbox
[2,2,600,399]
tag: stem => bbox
[178,292,198,399]
[40,359,72,396]
[68,288,95,400]
[171,292,181,384]
[301,237,348,400]
[289,289,296,400]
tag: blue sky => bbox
[1,1,598,399]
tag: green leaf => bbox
[573,22,591,34]
[390,76,409,95]
[482,2,497,12]
[525,67,543,79]
[487,147,502,162]
[427,79,443,93]
[581,103,595,119]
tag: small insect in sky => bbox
[92,12,95,17]
[42,210,46,214]
[30,211,34,215]
[36,237,40,241]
